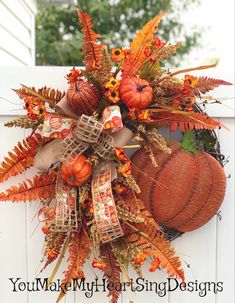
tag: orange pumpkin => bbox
[67,80,99,116]
[119,77,153,109]
[61,154,92,186]
[131,141,226,232]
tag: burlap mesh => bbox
[74,114,104,143]
[57,114,104,161]
[92,132,115,160]
[50,173,79,232]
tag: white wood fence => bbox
[0,67,234,303]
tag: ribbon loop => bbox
[57,134,89,162]
[92,132,115,160]
[51,172,79,232]
[75,114,104,143]
[57,114,104,162]
[92,161,123,243]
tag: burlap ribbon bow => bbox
[34,100,133,243]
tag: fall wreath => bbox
[0,10,231,303]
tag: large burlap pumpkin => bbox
[131,141,226,232]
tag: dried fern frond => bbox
[77,10,104,71]
[13,84,65,108]
[56,228,90,302]
[0,172,56,202]
[4,116,40,129]
[100,244,122,303]
[151,110,222,132]
[127,227,184,282]
[0,134,42,183]
[191,76,232,96]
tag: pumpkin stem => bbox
[181,131,198,153]
[137,85,148,91]
[69,175,76,181]
[75,82,80,92]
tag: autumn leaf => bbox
[122,14,164,77]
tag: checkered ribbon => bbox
[92,161,123,243]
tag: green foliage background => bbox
[36,0,201,66]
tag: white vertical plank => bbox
[215,118,234,303]
[169,220,217,303]
[122,266,169,303]
[0,115,28,303]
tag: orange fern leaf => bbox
[151,111,222,132]
[77,10,104,70]
[121,192,161,232]
[128,228,184,282]
[122,14,164,77]
[56,227,90,303]
[13,85,65,108]
[0,172,56,202]
[100,244,122,303]
[42,231,68,271]
[0,134,42,183]
[151,233,185,281]
[192,77,232,96]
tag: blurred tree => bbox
[36,0,201,66]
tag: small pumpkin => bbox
[131,141,226,232]
[61,154,92,186]
[119,77,153,109]
[67,80,99,116]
